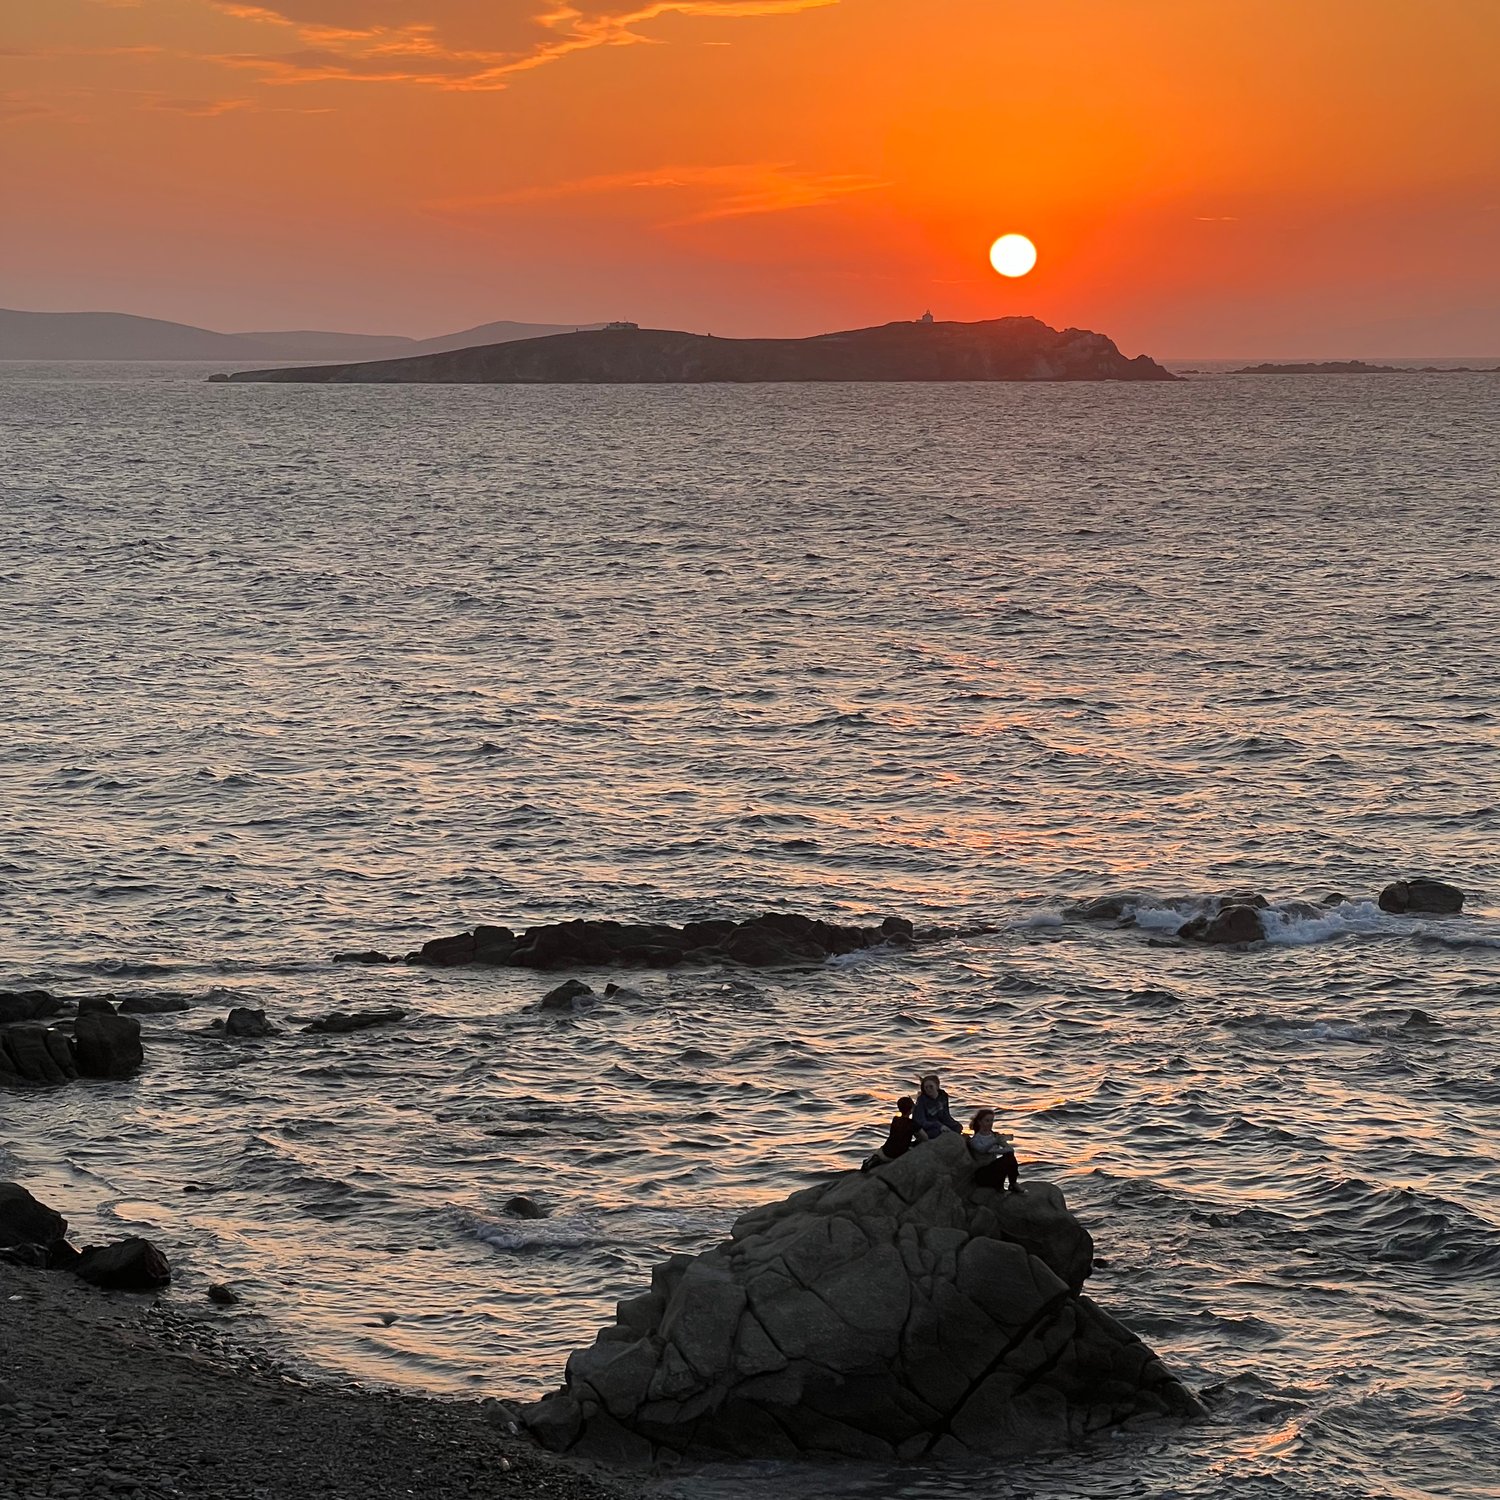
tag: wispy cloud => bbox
[150,95,252,115]
[204,0,839,90]
[437,161,884,224]
[0,90,60,119]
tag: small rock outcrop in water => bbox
[0,991,65,1026]
[540,980,595,1010]
[0,1024,79,1086]
[304,1007,406,1034]
[1378,878,1465,915]
[213,318,1177,386]
[71,1002,145,1079]
[521,1135,1198,1463]
[117,995,191,1015]
[402,913,915,972]
[222,1007,276,1038]
[1177,903,1266,945]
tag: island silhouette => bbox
[210,317,1176,385]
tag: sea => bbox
[1,360,1497,1500]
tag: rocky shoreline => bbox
[0,1256,637,1500]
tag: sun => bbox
[989,233,1038,278]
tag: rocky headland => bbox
[522,1133,1199,1464]
[210,317,1177,385]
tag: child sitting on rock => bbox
[968,1108,1024,1192]
[862,1096,918,1172]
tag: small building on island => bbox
[604,321,639,331]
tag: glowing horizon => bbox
[2,1,1498,357]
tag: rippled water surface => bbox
[2,364,1498,1499]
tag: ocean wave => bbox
[1274,1178,1500,1275]
[1064,889,1490,951]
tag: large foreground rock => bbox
[522,1135,1199,1463]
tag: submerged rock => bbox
[117,995,190,1015]
[504,1196,548,1220]
[540,980,595,1011]
[304,1007,406,1034]
[521,1134,1199,1463]
[1378,878,1464,915]
[400,911,914,973]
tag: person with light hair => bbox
[967,1107,1024,1192]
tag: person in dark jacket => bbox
[912,1072,962,1140]
[861,1096,918,1171]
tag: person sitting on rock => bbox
[861,1095,918,1171]
[968,1108,1023,1192]
[912,1073,962,1141]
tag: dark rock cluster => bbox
[0,1182,170,1289]
[0,996,142,1086]
[338,912,916,972]
[1070,875,1468,949]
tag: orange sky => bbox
[3,0,1499,355]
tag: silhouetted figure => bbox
[862,1096,917,1171]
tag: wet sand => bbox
[0,1260,637,1500]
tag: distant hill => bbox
[0,308,598,362]
[405,319,604,356]
[214,318,1177,385]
